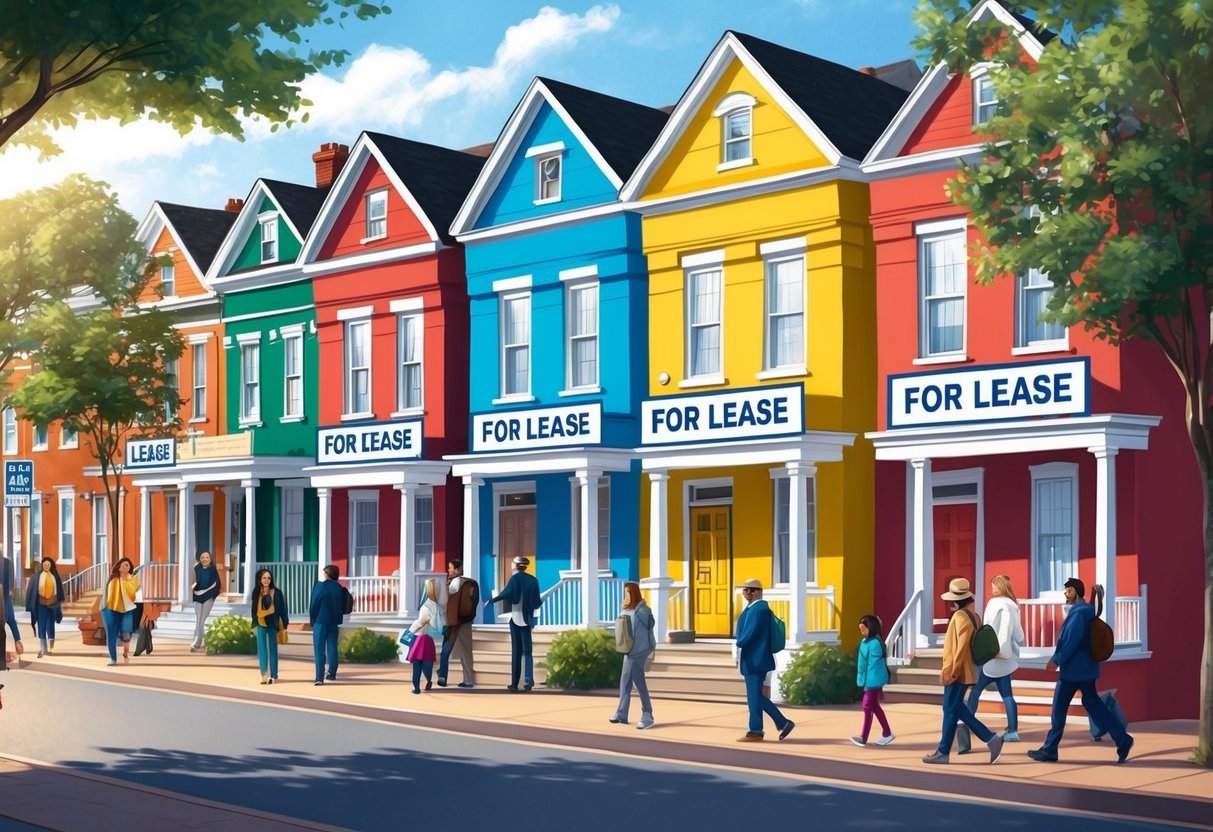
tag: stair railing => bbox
[63,562,109,603]
[884,589,923,666]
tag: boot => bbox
[48,639,55,655]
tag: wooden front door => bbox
[933,503,977,623]
[691,506,732,636]
[499,508,537,588]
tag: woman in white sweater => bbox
[965,574,1026,741]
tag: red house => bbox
[861,0,1203,720]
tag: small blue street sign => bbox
[4,460,33,508]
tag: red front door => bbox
[933,503,977,624]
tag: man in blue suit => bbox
[735,578,794,742]
[1028,577,1134,763]
[309,565,347,685]
[486,556,542,692]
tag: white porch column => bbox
[577,470,601,628]
[176,484,192,606]
[787,462,815,645]
[138,487,151,565]
[317,487,332,572]
[397,483,417,619]
[641,470,672,643]
[242,479,258,602]
[910,458,934,648]
[462,476,483,623]
[1091,446,1118,634]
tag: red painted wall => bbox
[318,159,432,259]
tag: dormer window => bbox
[365,190,387,240]
[160,261,175,297]
[259,213,278,263]
[713,92,756,171]
[526,141,565,205]
[972,69,998,125]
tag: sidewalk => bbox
[9,640,1213,830]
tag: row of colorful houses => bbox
[2,0,1202,720]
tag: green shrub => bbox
[205,614,256,655]
[338,627,400,663]
[779,642,861,706]
[542,629,623,690]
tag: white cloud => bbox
[193,161,220,178]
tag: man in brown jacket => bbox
[923,578,1005,765]
[437,559,478,688]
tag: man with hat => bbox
[923,577,1005,764]
[486,556,543,692]
[735,578,795,742]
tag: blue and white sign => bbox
[125,438,176,470]
[317,419,424,465]
[4,460,33,507]
[641,384,805,446]
[888,357,1090,429]
[472,402,602,453]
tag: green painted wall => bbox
[253,483,320,563]
[231,196,303,272]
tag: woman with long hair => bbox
[250,568,288,685]
[962,574,1026,743]
[190,551,221,653]
[851,614,894,747]
[102,558,140,666]
[404,578,444,693]
[24,557,64,658]
[609,581,656,730]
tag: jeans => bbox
[966,669,1018,733]
[254,625,279,679]
[35,605,57,645]
[1040,678,1129,754]
[744,672,790,735]
[101,608,134,663]
[192,598,215,648]
[861,688,891,741]
[508,621,534,688]
[615,652,653,722]
[438,624,475,684]
[411,660,434,691]
[937,682,994,754]
[313,622,339,681]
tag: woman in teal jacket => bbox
[852,614,894,747]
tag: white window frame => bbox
[1013,208,1068,354]
[32,423,48,451]
[160,259,176,297]
[760,238,807,377]
[344,318,373,418]
[57,488,75,564]
[684,260,725,384]
[771,470,817,586]
[396,312,424,414]
[259,212,278,264]
[166,492,179,561]
[59,423,78,449]
[364,189,388,241]
[164,358,179,422]
[281,324,305,422]
[714,92,757,171]
[348,489,379,578]
[93,495,108,566]
[29,496,42,559]
[534,153,562,204]
[237,333,262,426]
[414,489,435,572]
[972,68,998,125]
[280,486,305,563]
[2,407,16,454]
[499,290,532,400]
[564,279,599,391]
[570,477,611,571]
[916,219,968,362]
[1029,461,1080,596]
[190,340,207,421]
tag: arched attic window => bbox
[713,92,757,172]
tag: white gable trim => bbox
[863,143,986,179]
[298,132,445,265]
[205,180,307,284]
[620,32,846,204]
[134,203,216,298]
[449,78,625,238]
[623,163,865,217]
[454,201,623,244]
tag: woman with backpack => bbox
[609,581,656,730]
[404,578,444,694]
[851,614,894,747]
[960,575,1026,744]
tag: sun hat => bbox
[940,577,974,601]
[741,578,763,590]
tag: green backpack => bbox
[769,611,787,654]
[962,608,999,665]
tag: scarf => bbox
[38,572,56,603]
[256,591,276,628]
[105,575,139,612]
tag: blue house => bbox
[447,77,667,626]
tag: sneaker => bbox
[425,681,433,691]
[850,736,867,747]
[266,678,274,685]
[412,688,421,694]
[988,732,1005,764]
[636,717,655,730]
[36,650,43,659]
[436,678,447,687]
[876,734,896,747]
[778,720,796,741]
[1117,735,1135,764]
[608,715,627,724]
[737,733,764,743]
[1003,731,1020,742]
[313,680,324,686]
[1027,748,1058,762]
[506,686,520,692]
[457,682,475,689]
[106,660,117,666]
[922,751,950,764]
[325,674,336,681]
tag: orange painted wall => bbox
[139,227,209,303]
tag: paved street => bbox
[0,671,1199,831]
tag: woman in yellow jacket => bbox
[102,557,140,666]
[922,578,1005,765]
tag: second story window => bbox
[566,282,599,389]
[161,261,176,297]
[1017,267,1066,349]
[536,154,562,202]
[763,242,806,372]
[164,359,179,421]
[240,339,261,423]
[32,423,48,451]
[58,492,74,561]
[686,267,723,379]
[259,214,278,263]
[501,293,531,397]
[973,72,997,125]
[397,313,423,411]
[714,92,757,170]
[917,222,967,359]
[60,424,77,448]
[283,329,304,419]
[723,109,751,163]
[345,319,372,416]
[365,190,387,239]
[2,407,15,454]
[191,342,207,420]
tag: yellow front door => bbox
[691,506,732,636]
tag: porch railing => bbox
[532,571,625,627]
[1014,583,1149,656]
[254,561,316,617]
[735,584,840,639]
[668,583,688,631]
[63,562,109,603]
[346,575,400,615]
[136,562,178,603]
[884,589,924,666]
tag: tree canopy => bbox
[0,0,390,155]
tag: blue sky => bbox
[0,0,922,221]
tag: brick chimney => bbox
[312,142,350,188]
[224,197,244,213]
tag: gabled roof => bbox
[620,31,909,202]
[134,201,238,294]
[259,179,330,241]
[206,178,327,283]
[299,131,486,264]
[450,77,668,236]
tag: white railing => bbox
[254,561,316,617]
[531,571,625,627]
[136,562,178,602]
[346,575,400,615]
[63,562,109,603]
[735,584,840,639]
[885,589,923,666]
[668,583,688,631]
[1018,584,1148,656]
[1114,585,1148,650]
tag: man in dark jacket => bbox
[486,556,542,692]
[437,559,478,688]
[309,564,346,685]
[1028,578,1134,763]
[735,578,794,742]
[1,555,23,670]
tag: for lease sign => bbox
[125,438,176,470]
[641,384,805,446]
[472,402,602,453]
[317,419,424,465]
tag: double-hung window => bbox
[713,92,756,169]
[1030,462,1079,594]
[349,491,379,578]
[1015,208,1066,351]
[536,154,561,202]
[281,488,304,562]
[161,261,176,296]
[686,265,723,379]
[29,498,42,558]
[773,473,817,585]
[32,424,48,451]
[973,71,998,125]
[60,424,77,448]
[282,327,304,419]
[259,214,278,263]
[2,408,15,454]
[397,313,423,411]
[191,341,207,420]
[414,492,434,572]
[164,359,179,421]
[58,491,74,562]
[566,281,599,389]
[238,335,261,424]
[345,319,372,416]
[365,190,387,239]
[917,221,967,359]
[93,497,108,565]
[166,493,179,559]
[501,292,532,397]
[762,240,806,373]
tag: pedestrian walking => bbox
[190,551,222,653]
[923,578,1005,764]
[735,578,795,743]
[24,557,64,658]
[1,554,24,670]
[102,558,140,667]
[405,578,444,694]
[958,574,1025,750]
[609,581,656,729]
[250,568,288,685]
[486,556,542,692]
[309,565,346,685]
[437,559,478,688]
[1028,577,1135,764]
[851,614,894,747]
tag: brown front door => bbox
[691,506,732,636]
[498,508,537,588]
[933,503,977,623]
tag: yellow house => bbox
[620,31,912,648]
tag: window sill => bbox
[31,446,48,453]
[360,234,387,245]
[58,444,79,450]
[678,375,727,389]
[532,197,561,207]
[340,412,376,423]
[756,366,808,381]
[259,258,276,266]
[1011,343,1070,356]
[717,158,754,173]
[912,354,969,366]
[188,417,208,424]
[492,395,536,406]
[558,386,601,397]
[280,415,306,424]
[390,408,425,419]
[238,420,263,429]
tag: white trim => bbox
[680,249,725,269]
[302,240,440,276]
[491,394,537,406]
[564,280,600,391]
[761,246,807,373]
[863,144,988,179]
[362,188,389,243]
[756,366,807,381]
[1029,461,1079,596]
[759,237,807,256]
[915,217,968,236]
[454,203,623,244]
[912,354,968,366]
[278,323,304,337]
[55,487,76,564]
[624,164,865,217]
[135,204,214,298]
[930,467,986,608]
[390,407,426,419]
[492,275,533,293]
[187,332,214,345]
[677,375,726,389]
[558,386,601,397]
[235,331,262,345]
[558,265,598,282]
[209,262,306,294]
[222,304,313,325]
[347,488,381,579]
[389,296,425,314]
[337,304,374,321]
[525,141,566,158]
[396,309,425,413]
[716,158,755,173]
[712,92,757,117]
[533,196,561,207]
[1011,344,1070,357]
[281,327,305,421]
[340,412,376,422]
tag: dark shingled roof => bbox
[261,179,331,239]
[157,202,237,273]
[364,132,486,244]
[729,31,911,161]
[1005,7,1058,46]
[536,77,670,181]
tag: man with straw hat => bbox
[734,578,795,743]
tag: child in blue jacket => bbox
[852,614,895,746]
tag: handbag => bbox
[277,623,289,645]
[398,629,416,647]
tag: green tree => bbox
[0,0,389,155]
[914,0,1213,764]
